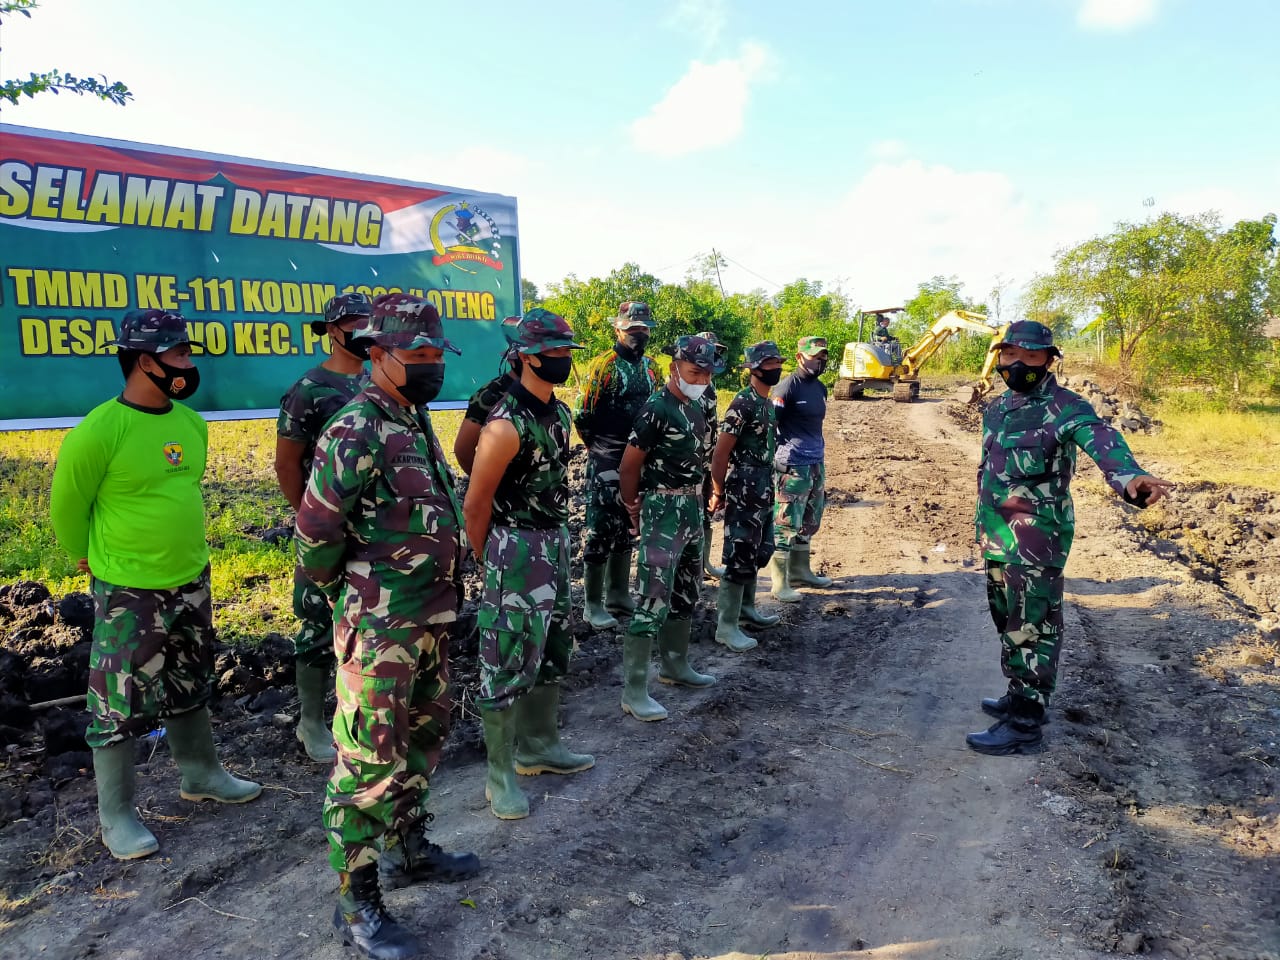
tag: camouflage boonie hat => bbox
[796,335,829,357]
[613,300,655,329]
[695,330,729,374]
[741,340,783,369]
[311,291,373,334]
[670,334,719,372]
[353,293,461,355]
[995,320,1062,357]
[114,309,200,353]
[505,308,584,354]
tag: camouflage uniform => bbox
[295,297,465,875]
[771,336,829,551]
[719,383,778,583]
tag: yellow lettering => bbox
[0,161,32,217]
[479,291,495,320]
[136,274,161,309]
[270,322,292,354]
[163,182,197,230]
[259,194,286,238]
[31,165,61,219]
[34,270,69,307]
[195,184,223,231]
[68,318,95,356]
[230,188,260,235]
[85,173,121,224]
[302,199,329,241]
[19,317,49,355]
[356,202,382,247]
[94,319,117,354]
[241,280,263,312]
[330,201,356,244]
[47,317,71,355]
[302,324,325,355]
[60,169,86,221]
[7,267,34,306]
[122,176,167,227]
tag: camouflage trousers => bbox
[477,525,572,711]
[721,465,776,584]
[582,459,634,565]
[324,612,452,873]
[774,462,825,550]
[986,561,1065,707]
[85,567,214,750]
[292,566,334,668]
[628,494,702,641]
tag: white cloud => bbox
[868,139,910,160]
[666,0,728,48]
[1077,0,1159,31]
[629,42,772,158]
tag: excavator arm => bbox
[901,310,998,378]
[966,321,1013,403]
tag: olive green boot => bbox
[513,684,595,775]
[166,708,262,804]
[92,741,159,860]
[620,632,668,722]
[481,708,529,820]
[715,582,759,653]
[739,573,781,627]
[701,534,725,580]
[767,553,801,603]
[295,660,337,763]
[789,545,833,588]
[605,550,637,615]
[583,562,619,630]
[657,618,717,687]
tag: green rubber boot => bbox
[92,741,159,861]
[620,632,668,721]
[701,534,725,580]
[583,562,619,630]
[513,684,595,775]
[481,708,529,820]
[657,618,717,687]
[715,582,759,653]
[739,573,781,627]
[166,708,262,804]
[605,550,637,615]
[295,660,337,763]
[789,545,833,588]
[768,553,801,603]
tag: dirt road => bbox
[2,394,1277,960]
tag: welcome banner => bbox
[0,125,521,428]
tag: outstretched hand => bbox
[1126,475,1175,507]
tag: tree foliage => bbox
[0,1,132,108]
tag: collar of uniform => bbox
[613,341,641,364]
[509,379,556,418]
[363,382,418,423]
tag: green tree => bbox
[1,1,132,108]
[520,277,541,310]
[898,276,990,373]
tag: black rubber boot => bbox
[333,864,422,959]
[379,814,482,890]
[966,698,1045,756]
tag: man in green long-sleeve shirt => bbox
[50,309,260,863]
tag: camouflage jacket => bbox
[977,374,1147,568]
[721,385,777,473]
[573,343,661,468]
[295,383,464,621]
[628,386,706,492]
[277,366,368,475]
[486,382,571,530]
[698,385,719,464]
[465,371,515,426]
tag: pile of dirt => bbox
[1059,375,1162,434]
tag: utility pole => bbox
[710,247,726,299]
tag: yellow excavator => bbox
[833,309,1009,402]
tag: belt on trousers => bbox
[648,486,700,497]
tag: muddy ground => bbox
[1,395,1277,960]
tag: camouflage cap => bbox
[995,320,1062,357]
[311,291,373,334]
[695,330,729,374]
[114,309,200,353]
[741,340,783,369]
[796,335,829,357]
[670,334,719,372]
[505,308,584,354]
[352,293,461,355]
[613,300,655,329]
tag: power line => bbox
[721,255,783,290]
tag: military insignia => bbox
[163,442,183,466]
[428,201,502,274]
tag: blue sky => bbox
[4,0,1278,312]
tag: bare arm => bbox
[709,431,738,513]
[274,436,309,511]
[454,419,484,476]
[462,419,519,559]
[619,443,647,534]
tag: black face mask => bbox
[392,356,445,406]
[530,354,573,385]
[144,357,200,400]
[621,331,650,353]
[332,327,369,361]
[997,361,1049,393]
[801,357,827,377]
[755,367,782,387]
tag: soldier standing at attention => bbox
[296,293,481,960]
[275,292,372,763]
[709,341,785,652]
[695,330,728,580]
[768,336,835,602]
[573,301,662,629]
[617,335,721,722]
[51,310,261,862]
[968,321,1172,756]
[463,310,595,821]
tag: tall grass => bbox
[1128,402,1280,492]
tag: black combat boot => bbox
[379,814,482,890]
[966,697,1045,756]
[333,864,422,959]
[981,693,1051,724]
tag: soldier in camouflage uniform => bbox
[573,301,662,629]
[295,293,481,960]
[617,335,721,722]
[967,321,1172,756]
[454,317,523,475]
[462,309,595,820]
[50,309,260,862]
[769,335,834,601]
[275,292,372,763]
[695,330,728,580]
[708,341,785,652]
